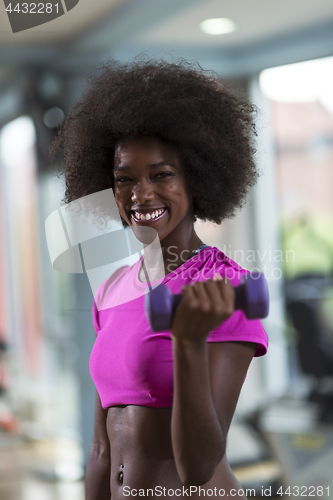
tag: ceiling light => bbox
[200,18,236,35]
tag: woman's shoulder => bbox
[189,245,248,287]
[163,245,248,291]
[93,265,128,310]
[93,257,143,311]
[205,246,246,271]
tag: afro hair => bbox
[51,57,259,226]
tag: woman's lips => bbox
[131,208,167,223]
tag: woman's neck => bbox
[139,228,203,283]
[161,232,203,275]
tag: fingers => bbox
[206,277,235,318]
[182,275,235,319]
[188,281,213,313]
[174,276,235,339]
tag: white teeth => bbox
[133,208,165,221]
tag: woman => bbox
[52,58,268,499]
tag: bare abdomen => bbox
[106,405,246,500]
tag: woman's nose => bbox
[131,180,154,203]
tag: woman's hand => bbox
[171,274,235,342]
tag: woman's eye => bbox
[155,172,173,179]
[114,173,173,183]
[115,177,131,183]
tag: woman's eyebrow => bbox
[149,161,177,169]
[114,161,177,172]
[113,165,130,172]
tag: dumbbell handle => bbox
[145,272,269,332]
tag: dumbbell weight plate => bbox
[235,272,269,319]
[145,285,174,331]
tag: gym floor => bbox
[0,430,84,500]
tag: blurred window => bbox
[260,58,333,281]
[0,116,42,375]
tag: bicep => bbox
[208,341,257,435]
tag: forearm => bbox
[85,443,111,500]
[171,337,226,487]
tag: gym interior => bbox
[0,0,333,498]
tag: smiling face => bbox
[113,136,196,248]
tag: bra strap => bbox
[193,243,209,255]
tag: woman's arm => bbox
[85,391,111,500]
[171,279,257,487]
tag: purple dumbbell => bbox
[145,272,269,332]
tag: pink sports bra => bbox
[89,246,268,409]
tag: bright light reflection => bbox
[259,57,333,113]
[200,18,236,35]
[0,116,36,169]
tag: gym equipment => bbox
[145,271,269,331]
